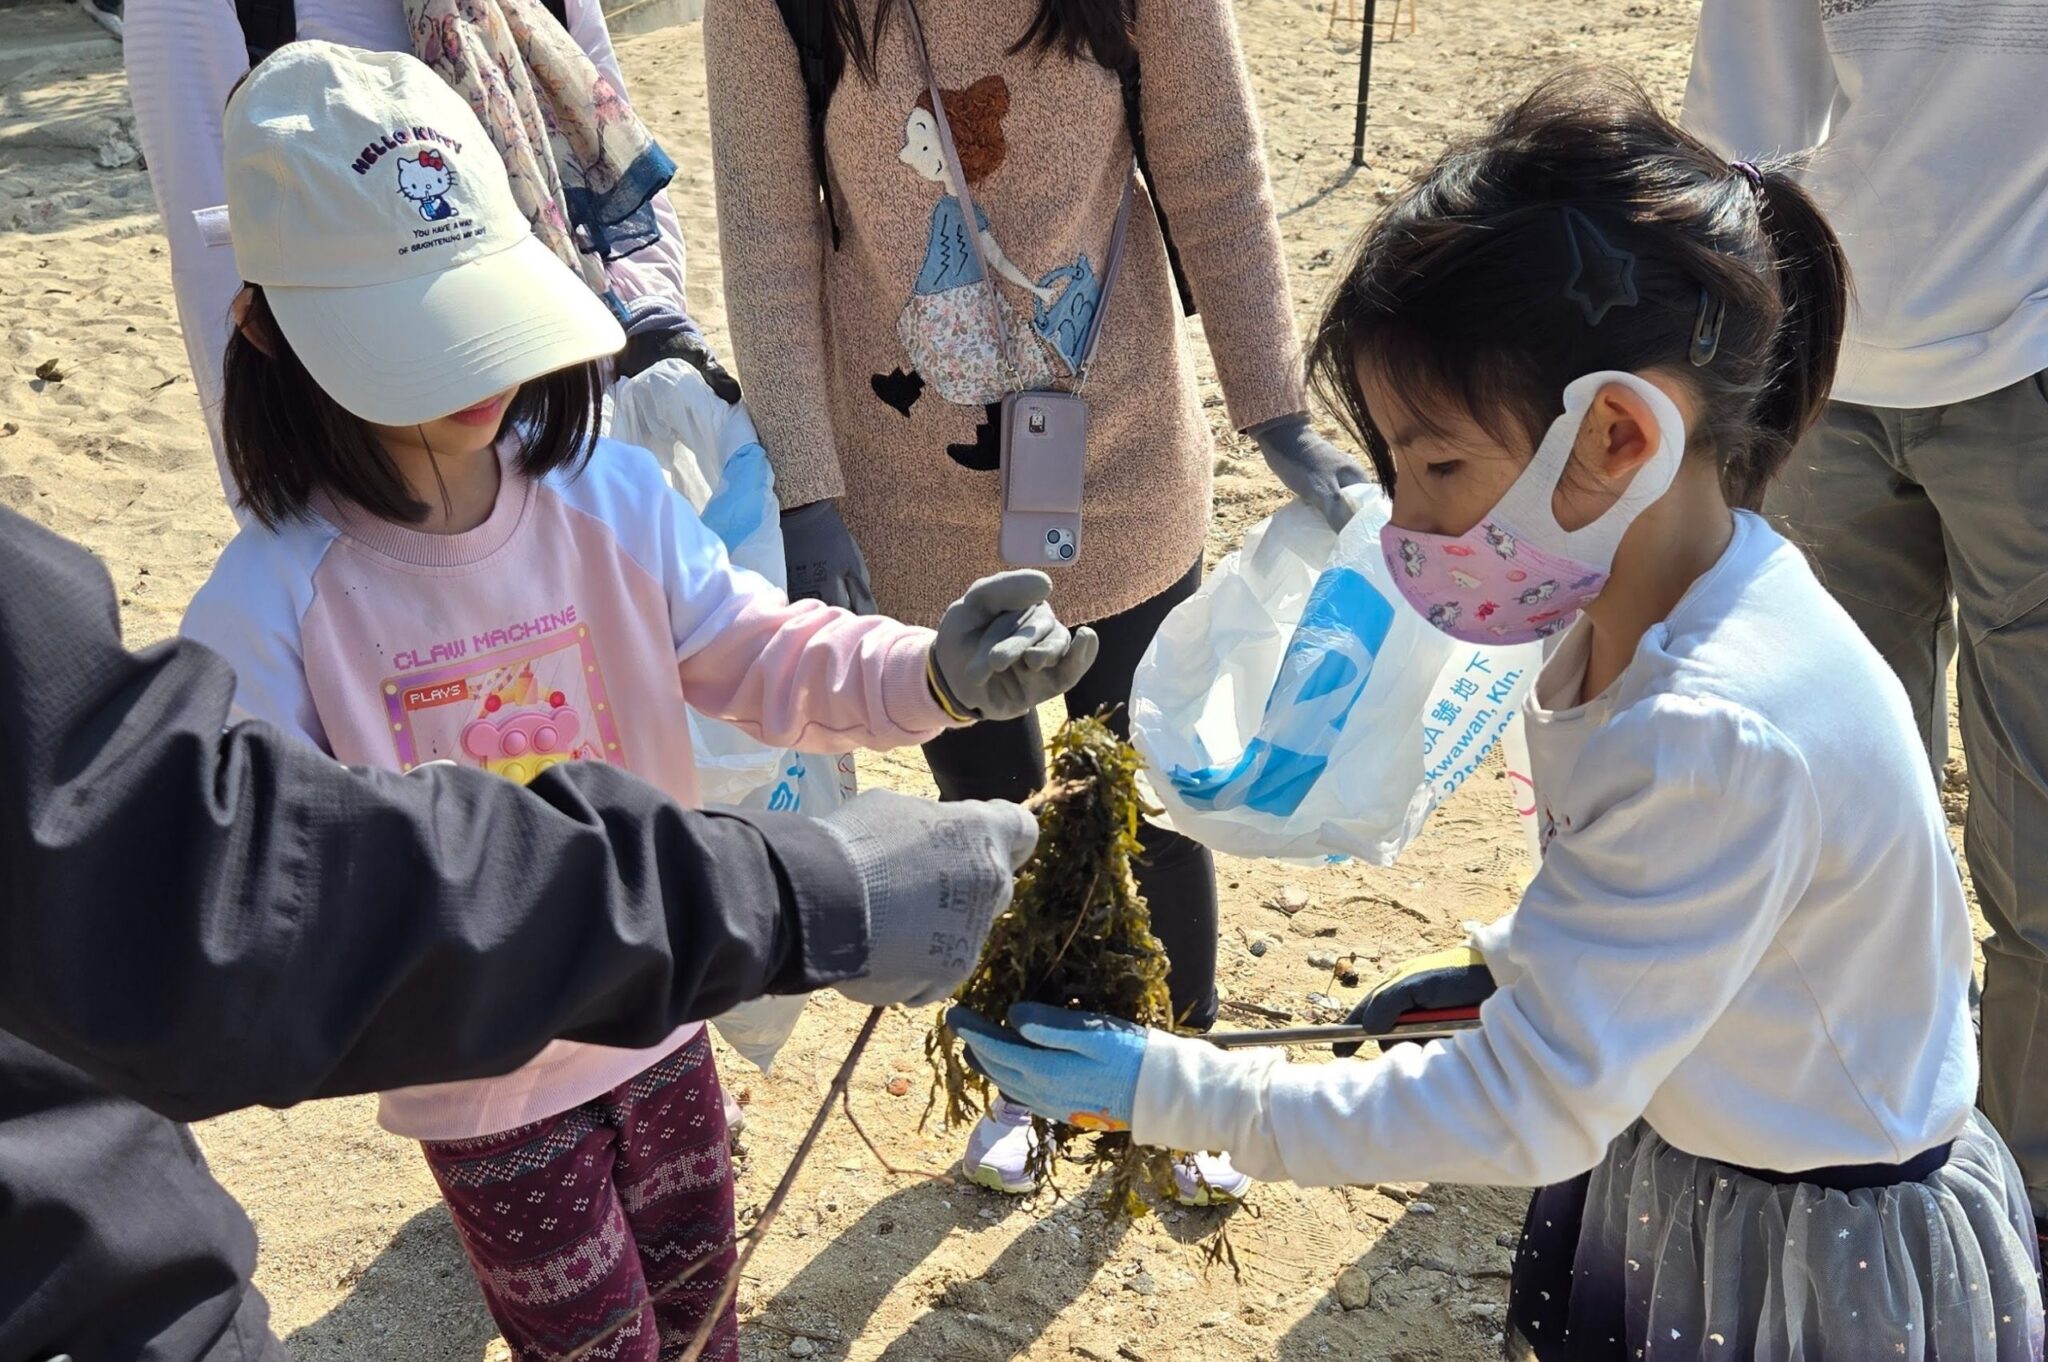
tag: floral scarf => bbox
[405,0,675,313]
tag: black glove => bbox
[619,299,743,404]
[1334,945,1495,1058]
[782,499,877,615]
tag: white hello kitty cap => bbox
[202,42,623,425]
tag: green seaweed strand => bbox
[925,716,1183,1216]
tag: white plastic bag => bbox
[710,993,810,1074]
[608,362,856,1069]
[1130,487,1539,864]
[609,360,795,805]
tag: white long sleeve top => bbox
[1681,0,2048,408]
[1135,513,1978,1187]
[125,0,691,505]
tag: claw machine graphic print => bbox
[382,619,625,782]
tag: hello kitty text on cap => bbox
[197,42,622,426]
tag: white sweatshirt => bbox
[1135,513,1978,1186]
[125,0,691,505]
[1682,0,2048,408]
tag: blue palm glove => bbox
[946,1002,1150,1133]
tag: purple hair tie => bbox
[1731,160,1766,192]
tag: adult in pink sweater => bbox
[705,0,1360,1199]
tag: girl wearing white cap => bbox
[125,0,737,514]
[180,43,1098,1361]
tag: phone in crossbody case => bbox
[997,389,1089,564]
[904,0,1136,567]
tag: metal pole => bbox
[1352,0,1379,167]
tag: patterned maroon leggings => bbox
[420,1030,739,1361]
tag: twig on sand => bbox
[1218,998,1294,1024]
[841,1085,948,1184]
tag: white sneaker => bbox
[962,1099,1042,1195]
[1173,1150,1251,1206]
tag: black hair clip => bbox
[1690,286,1727,367]
[1560,207,1639,327]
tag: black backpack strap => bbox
[234,0,294,66]
[776,0,845,249]
[1119,59,1196,318]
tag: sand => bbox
[7,3,1972,1360]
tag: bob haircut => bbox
[220,283,604,528]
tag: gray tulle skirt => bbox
[1505,1113,2043,1360]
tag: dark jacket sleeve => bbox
[0,507,869,1123]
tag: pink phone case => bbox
[999,392,1088,566]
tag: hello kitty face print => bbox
[1380,371,1689,646]
[397,150,458,221]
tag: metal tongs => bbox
[1202,1005,1482,1051]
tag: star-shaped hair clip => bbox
[1560,206,1638,327]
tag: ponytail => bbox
[1730,161,1850,509]
[1310,69,1855,516]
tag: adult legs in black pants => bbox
[920,559,1220,1030]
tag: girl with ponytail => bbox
[951,69,2044,1360]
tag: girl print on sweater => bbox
[887,75,1112,417]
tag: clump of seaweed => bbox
[925,715,1198,1224]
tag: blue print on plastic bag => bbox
[700,443,771,551]
[1169,566,1396,815]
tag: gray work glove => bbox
[821,790,1040,1007]
[782,499,877,614]
[1250,412,1371,533]
[930,571,1100,723]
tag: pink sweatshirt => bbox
[182,436,951,1140]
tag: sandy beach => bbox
[7,3,1976,1360]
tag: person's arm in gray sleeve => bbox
[0,507,1025,1122]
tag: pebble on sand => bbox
[1335,1265,1374,1311]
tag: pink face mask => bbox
[1380,371,1688,646]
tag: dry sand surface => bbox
[1,1,1980,1359]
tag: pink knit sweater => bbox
[182,438,950,1139]
[706,0,1306,626]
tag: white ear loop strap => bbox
[1487,369,1688,565]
